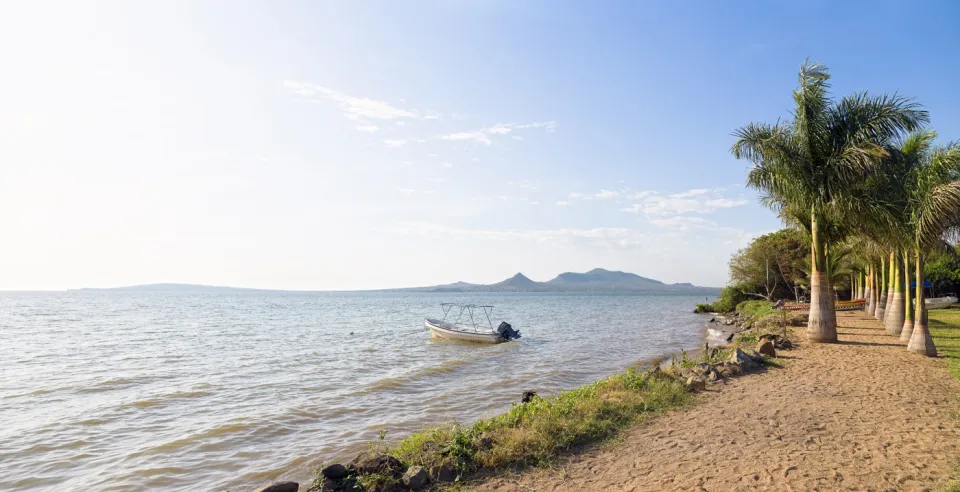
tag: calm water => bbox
[1,291,715,491]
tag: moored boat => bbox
[424,303,520,343]
[926,295,958,310]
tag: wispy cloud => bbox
[383,139,407,148]
[442,162,453,168]
[594,189,618,199]
[441,130,492,145]
[395,187,417,195]
[556,201,571,206]
[619,187,748,218]
[284,81,444,125]
[437,120,557,146]
[356,125,380,133]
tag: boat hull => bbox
[424,319,506,344]
[926,296,958,310]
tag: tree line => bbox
[729,59,960,356]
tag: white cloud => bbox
[471,157,480,163]
[395,121,406,126]
[383,139,407,148]
[619,187,749,219]
[436,120,557,146]
[556,201,571,206]
[595,189,618,199]
[441,130,492,145]
[285,81,419,120]
[442,162,453,168]
[356,125,379,133]
[669,188,709,198]
[568,192,584,199]
[395,187,416,195]
[424,110,442,120]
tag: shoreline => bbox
[259,315,760,491]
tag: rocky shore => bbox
[252,327,789,492]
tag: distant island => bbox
[72,269,718,294]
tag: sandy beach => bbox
[476,311,960,491]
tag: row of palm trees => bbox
[731,60,960,356]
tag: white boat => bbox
[424,303,520,344]
[926,295,958,310]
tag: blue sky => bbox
[2,1,959,290]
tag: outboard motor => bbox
[496,321,521,340]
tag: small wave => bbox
[354,358,474,395]
[127,421,255,458]
[77,377,142,393]
[127,390,212,408]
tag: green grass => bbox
[735,300,776,318]
[386,365,693,478]
[926,306,960,492]
[929,306,960,382]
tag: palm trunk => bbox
[865,265,874,315]
[883,251,895,322]
[876,257,888,320]
[908,249,937,356]
[807,209,837,342]
[900,249,914,342]
[884,250,904,335]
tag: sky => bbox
[2,1,960,291]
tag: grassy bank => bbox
[928,306,960,381]
[925,306,960,492]
[389,366,692,477]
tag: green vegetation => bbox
[694,282,754,313]
[729,229,810,300]
[928,307,960,381]
[926,246,960,298]
[387,366,692,477]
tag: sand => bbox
[475,311,960,491]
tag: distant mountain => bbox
[392,268,717,293]
[71,283,272,293]
[73,269,718,294]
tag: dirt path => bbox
[475,312,960,491]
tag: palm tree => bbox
[732,60,928,343]
[899,133,960,355]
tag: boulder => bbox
[745,349,764,364]
[350,453,404,477]
[685,376,706,392]
[521,391,538,403]
[254,482,299,492]
[321,463,348,480]
[402,466,429,490]
[756,340,776,357]
[729,348,760,372]
[317,478,338,492]
[759,333,793,350]
[429,463,457,482]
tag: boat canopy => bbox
[440,303,495,331]
[910,281,935,288]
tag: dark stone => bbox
[318,478,338,492]
[475,434,494,450]
[429,463,457,482]
[402,466,429,490]
[350,453,404,477]
[756,340,776,357]
[321,463,348,480]
[685,376,706,392]
[254,482,299,492]
[729,348,760,372]
[521,391,538,403]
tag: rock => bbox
[729,348,760,372]
[745,349,764,363]
[759,333,793,350]
[321,463,348,480]
[402,466,429,490]
[429,463,457,482]
[318,478,338,492]
[716,361,741,378]
[705,368,719,382]
[756,340,776,357]
[521,391,538,403]
[254,482,299,492]
[350,453,404,477]
[685,376,706,392]
[475,434,494,450]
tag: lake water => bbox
[0,291,716,491]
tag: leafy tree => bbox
[731,60,927,343]
[924,245,960,296]
[729,229,809,300]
